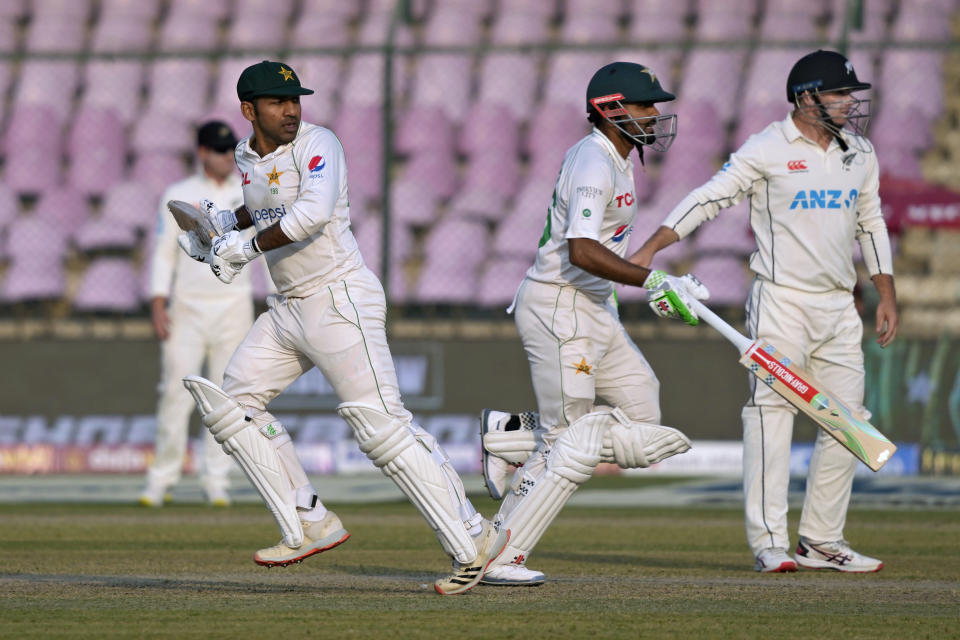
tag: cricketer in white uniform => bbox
[139,121,250,507]
[175,60,507,596]
[477,62,701,586]
[635,50,899,573]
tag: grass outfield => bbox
[1,482,958,639]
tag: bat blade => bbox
[741,340,896,471]
[167,200,217,245]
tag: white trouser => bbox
[742,278,865,554]
[147,296,251,494]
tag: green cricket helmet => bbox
[586,61,677,152]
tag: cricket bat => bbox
[688,298,896,471]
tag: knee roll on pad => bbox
[338,402,481,564]
[184,375,314,547]
[483,428,542,465]
[600,407,692,469]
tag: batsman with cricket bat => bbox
[634,50,898,573]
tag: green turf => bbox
[1,492,958,639]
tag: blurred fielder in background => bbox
[634,50,899,574]
[175,60,508,595]
[139,121,251,508]
[477,62,702,586]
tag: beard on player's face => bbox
[252,96,301,146]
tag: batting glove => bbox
[177,231,211,264]
[200,199,238,236]
[644,270,707,326]
[211,230,261,265]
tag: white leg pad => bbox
[337,402,482,564]
[599,407,692,468]
[483,428,543,465]
[183,375,310,548]
[498,411,606,556]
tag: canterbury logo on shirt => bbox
[789,189,859,210]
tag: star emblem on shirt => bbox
[267,164,283,186]
[278,66,294,82]
[573,357,592,375]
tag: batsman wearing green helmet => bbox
[475,62,703,586]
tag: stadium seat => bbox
[396,105,454,156]
[0,16,17,54]
[459,103,520,158]
[879,51,944,120]
[732,101,789,149]
[100,181,158,235]
[399,151,458,202]
[673,100,726,159]
[23,14,86,53]
[340,52,408,107]
[5,217,69,261]
[298,0,364,19]
[80,61,145,126]
[287,54,344,125]
[488,11,551,45]
[390,179,441,226]
[492,196,553,261]
[157,12,221,52]
[2,105,64,196]
[89,14,154,53]
[422,7,483,46]
[290,16,352,49]
[691,203,755,256]
[72,219,139,253]
[422,218,489,272]
[233,0,296,18]
[0,183,17,231]
[557,14,621,45]
[543,52,610,112]
[477,257,531,307]
[693,12,754,42]
[225,11,289,50]
[73,257,142,313]
[98,0,162,19]
[11,60,81,124]
[145,59,213,124]
[626,12,688,42]
[210,57,252,115]
[409,54,474,123]
[2,254,67,303]
[66,106,127,198]
[33,186,91,238]
[524,103,590,162]
[165,0,231,20]
[128,153,189,198]
[475,53,542,120]
[680,49,749,125]
[891,7,954,41]
[414,266,480,304]
[130,110,195,156]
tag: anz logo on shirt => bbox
[789,189,859,210]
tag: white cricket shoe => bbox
[481,410,514,500]
[137,484,171,507]
[795,537,883,573]
[434,520,510,595]
[754,547,798,573]
[253,511,350,567]
[205,488,231,508]
[481,561,545,586]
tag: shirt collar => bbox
[781,111,848,153]
[590,127,632,172]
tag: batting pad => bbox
[183,376,307,548]
[483,427,541,465]
[498,411,606,556]
[338,402,481,564]
[600,407,692,469]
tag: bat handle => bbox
[689,298,753,355]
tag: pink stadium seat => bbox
[0,0,25,18]
[0,183,17,230]
[73,257,142,313]
[0,16,17,54]
[128,152,189,197]
[757,12,818,40]
[409,54,474,122]
[165,0,231,20]
[680,50,748,125]
[145,59,212,123]
[692,205,756,256]
[290,16,351,48]
[400,152,458,201]
[334,104,384,161]
[5,217,69,261]
[32,187,90,238]
[157,12,219,53]
[413,267,480,304]
[477,257,531,307]
[2,106,64,196]
[492,205,551,261]
[2,254,66,303]
[298,0,364,19]
[72,219,139,253]
[892,9,954,41]
[11,60,80,124]
[99,0,162,19]
[89,14,153,53]
[130,110,195,155]
[390,179,441,226]
[475,53,542,119]
[66,107,127,197]
[880,51,944,120]
[674,100,726,159]
[23,15,86,53]
[524,103,590,159]
[422,219,489,271]
[543,52,610,111]
[558,14,620,44]
[732,101,788,148]
[81,61,144,126]
[461,152,520,203]
[225,12,288,49]
[31,0,93,19]
[627,12,688,42]
[489,12,551,45]
[459,103,519,157]
[422,9,483,46]
[233,0,296,17]
[100,181,158,234]
[396,105,454,156]
[694,12,753,40]
[627,0,689,16]
[764,0,826,16]
[689,255,750,306]
[340,53,408,106]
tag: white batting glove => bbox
[209,254,244,284]
[679,273,710,301]
[177,231,210,264]
[210,230,261,265]
[200,199,238,236]
[644,269,701,326]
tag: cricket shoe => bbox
[205,488,231,508]
[253,511,350,567]
[795,537,883,573]
[137,484,172,507]
[434,520,510,596]
[480,556,545,586]
[754,547,798,573]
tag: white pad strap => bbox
[338,402,481,564]
[498,411,607,557]
[183,375,310,547]
[600,407,692,468]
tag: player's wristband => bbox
[250,235,261,254]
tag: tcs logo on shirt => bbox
[614,192,634,208]
[789,189,859,210]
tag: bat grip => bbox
[689,298,753,355]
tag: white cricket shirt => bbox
[150,172,252,311]
[235,121,363,298]
[661,113,893,293]
[526,128,640,300]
